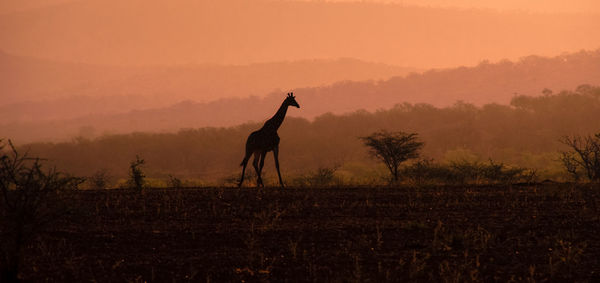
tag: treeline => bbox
[3,50,600,144]
[17,85,600,185]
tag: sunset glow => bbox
[3,1,600,281]
[2,0,600,143]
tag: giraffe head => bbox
[285,92,300,108]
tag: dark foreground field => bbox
[18,184,600,282]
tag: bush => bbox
[0,140,83,281]
[88,169,111,189]
[292,166,341,187]
[128,155,146,190]
[401,158,535,185]
[401,159,454,185]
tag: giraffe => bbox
[238,92,300,187]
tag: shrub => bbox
[168,174,183,188]
[401,158,535,185]
[401,159,454,185]
[128,155,146,190]
[292,166,341,187]
[0,140,83,281]
[88,169,111,189]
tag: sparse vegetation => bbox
[6,184,600,281]
[559,133,600,182]
[88,169,111,189]
[401,158,535,185]
[3,2,600,281]
[0,140,83,282]
[127,155,146,190]
[167,174,183,189]
[18,86,600,183]
[1,87,599,281]
[292,165,341,187]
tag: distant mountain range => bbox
[3,49,599,143]
[0,50,418,120]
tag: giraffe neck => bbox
[263,101,289,132]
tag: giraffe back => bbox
[246,129,280,153]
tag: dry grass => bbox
[14,183,600,282]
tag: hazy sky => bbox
[3,0,599,69]
[2,0,599,15]
[324,0,600,14]
[1,0,600,143]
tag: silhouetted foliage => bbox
[292,165,341,187]
[401,159,534,185]
[309,166,339,187]
[401,159,454,184]
[560,134,600,182]
[361,131,424,182]
[88,169,111,190]
[168,174,183,189]
[128,155,146,190]
[0,140,83,282]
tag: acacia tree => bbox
[361,131,424,183]
[559,133,600,182]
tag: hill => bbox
[2,50,599,143]
[0,51,417,120]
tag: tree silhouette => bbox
[559,133,600,182]
[361,131,424,183]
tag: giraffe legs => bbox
[273,147,284,188]
[238,152,252,187]
[240,147,283,188]
[252,152,264,187]
[258,152,266,183]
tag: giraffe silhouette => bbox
[238,92,300,187]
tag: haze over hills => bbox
[0,51,418,119]
[1,0,599,68]
[3,50,599,143]
[2,0,600,144]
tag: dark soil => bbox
[14,184,600,282]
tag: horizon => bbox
[1,0,600,144]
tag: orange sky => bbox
[325,0,600,13]
[3,0,599,14]
[1,0,600,143]
[2,0,599,69]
